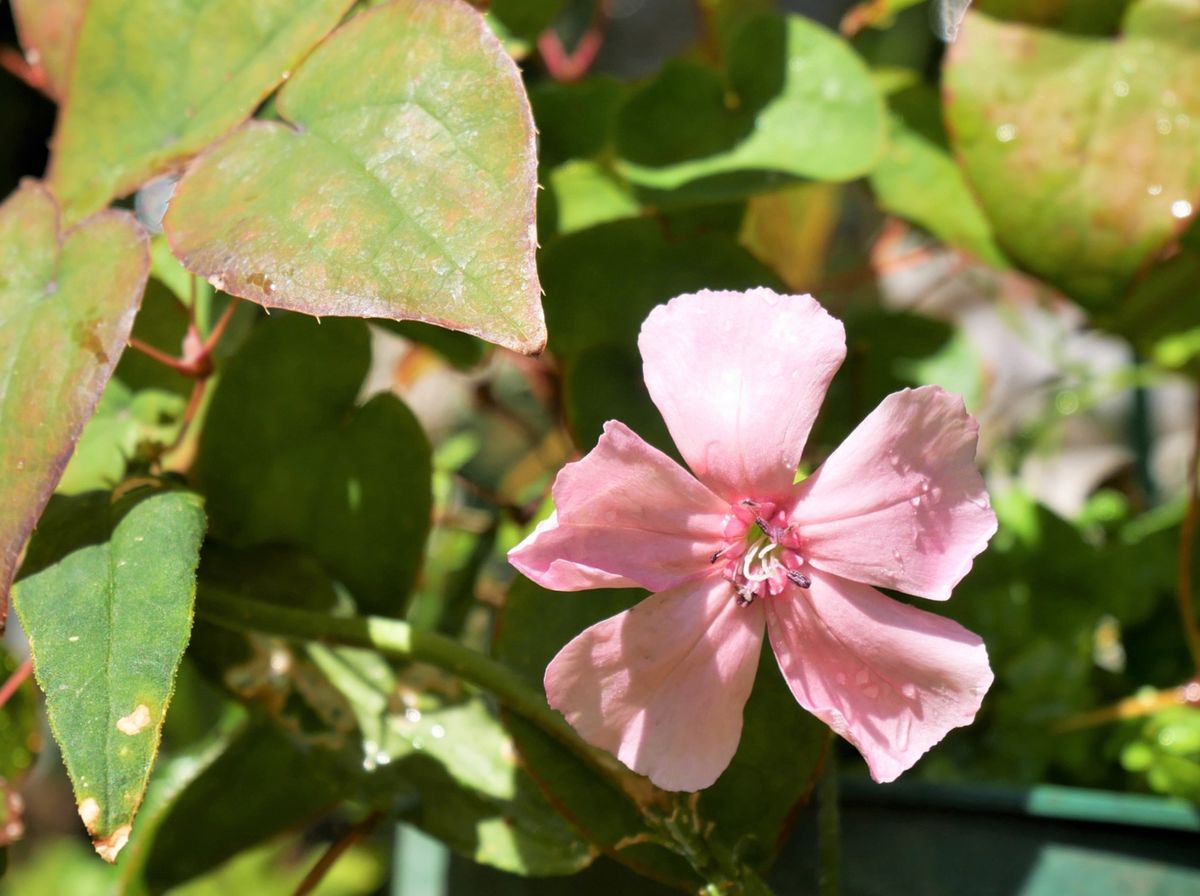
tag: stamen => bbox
[735,584,755,607]
[710,549,724,564]
[786,570,811,589]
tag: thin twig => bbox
[0,46,50,97]
[1056,678,1200,733]
[292,811,383,896]
[0,658,32,709]
[1177,388,1200,671]
[203,296,241,354]
[128,338,196,374]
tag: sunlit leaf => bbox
[870,86,1009,266]
[944,2,1200,307]
[48,0,355,223]
[616,14,886,195]
[0,181,148,628]
[13,490,206,862]
[164,0,545,354]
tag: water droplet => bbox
[68,636,80,643]
[909,495,922,508]
[604,509,618,523]
[862,685,880,699]
[375,751,392,766]
[836,672,848,686]
[995,123,1018,143]
[901,683,918,699]
[1112,81,1130,98]
[430,724,446,739]
[855,668,870,686]
[1156,117,1173,135]
[404,707,422,723]
[1172,200,1194,219]
[1148,184,1163,196]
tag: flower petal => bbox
[545,575,765,791]
[639,289,846,504]
[508,421,729,592]
[764,573,992,783]
[791,386,996,601]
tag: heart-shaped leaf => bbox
[615,14,885,196]
[48,0,355,223]
[944,2,1200,308]
[164,0,545,354]
[195,313,432,617]
[12,489,206,862]
[10,0,85,100]
[0,180,148,627]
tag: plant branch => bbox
[1055,678,1200,732]
[197,589,776,894]
[196,589,628,787]
[1178,386,1200,671]
[293,810,382,896]
[0,658,32,708]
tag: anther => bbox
[734,585,755,607]
[786,570,812,589]
[710,549,724,564]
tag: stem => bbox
[817,745,840,896]
[197,590,772,894]
[1056,678,1200,732]
[128,338,196,375]
[293,811,382,896]
[196,589,622,785]
[1178,387,1200,671]
[203,296,241,354]
[0,658,32,708]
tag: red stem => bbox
[0,658,33,708]
[292,812,382,896]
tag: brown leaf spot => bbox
[93,824,131,863]
[116,703,152,736]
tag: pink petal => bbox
[639,289,846,504]
[508,421,729,592]
[545,575,764,791]
[791,386,996,601]
[764,572,992,783]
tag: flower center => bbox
[713,499,810,607]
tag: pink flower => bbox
[510,289,996,791]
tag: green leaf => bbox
[615,14,886,194]
[48,0,356,223]
[309,646,596,876]
[944,3,1200,308]
[869,86,1009,266]
[9,0,85,100]
[0,181,148,629]
[546,161,641,236]
[529,77,627,170]
[133,722,345,892]
[540,218,780,362]
[563,344,676,458]
[164,0,545,354]
[196,313,432,616]
[12,490,206,862]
